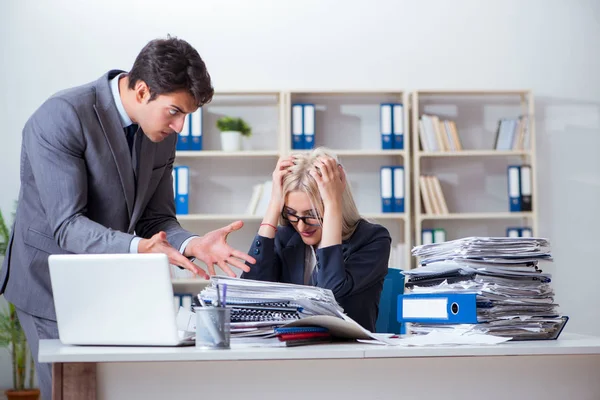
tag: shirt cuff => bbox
[181,236,200,260]
[129,236,142,253]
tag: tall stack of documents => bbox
[401,237,568,340]
[197,277,346,339]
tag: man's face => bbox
[137,89,198,143]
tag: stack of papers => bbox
[197,277,378,341]
[405,237,568,340]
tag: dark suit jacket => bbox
[241,220,391,331]
[0,70,194,320]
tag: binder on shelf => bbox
[380,166,393,213]
[380,103,393,150]
[397,292,478,324]
[176,114,190,151]
[291,104,304,150]
[303,103,315,150]
[520,164,532,212]
[392,103,404,150]
[506,227,521,237]
[172,169,176,201]
[175,166,189,215]
[392,166,404,213]
[421,229,434,245]
[433,228,446,243]
[521,227,533,237]
[507,165,522,212]
[190,108,203,151]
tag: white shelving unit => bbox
[411,90,538,253]
[174,90,413,276]
[286,90,411,270]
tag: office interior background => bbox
[0,0,599,390]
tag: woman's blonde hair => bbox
[280,147,362,240]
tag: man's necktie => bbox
[124,124,138,155]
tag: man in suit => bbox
[0,36,255,399]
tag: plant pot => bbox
[5,389,40,400]
[220,131,242,152]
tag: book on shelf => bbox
[419,175,449,215]
[419,114,463,152]
[494,115,529,151]
[245,180,272,216]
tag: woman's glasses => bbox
[281,210,321,227]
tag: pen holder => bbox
[194,307,231,349]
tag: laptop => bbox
[48,253,194,346]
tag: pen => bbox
[216,283,221,307]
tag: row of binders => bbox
[174,292,194,314]
[380,103,404,149]
[494,116,529,151]
[172,166,189,215]
[292,103,405,151]
[380,166,405,213]
[176,108,203,151]
[401,237,568,340]
[291,103,316,150]
[508,164,532,212]
[419,114,462,152]
[421,228,447,245]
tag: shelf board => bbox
[176,150,280,158]
[177,214,263,221]
[179,213,406,222]
[415,90,530,96]
[290,149,406,157]
[418,212,534,221]
[418,150,531,158]
[171,278,210,285]
[363,213,406,220]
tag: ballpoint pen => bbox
[216,283,221,308]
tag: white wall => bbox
[1,0,599,390]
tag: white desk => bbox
[40,333,600,400]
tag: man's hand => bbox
[184,220,256,277]
[138,231,209,279]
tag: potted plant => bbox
[0,209,40,400]
[216,116,252,151]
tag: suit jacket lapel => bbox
[129,132,156,232]
[93,71,135,219]
[281,235,306,285]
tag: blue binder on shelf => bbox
[303,104,315,150]
[506,227,521,237]
[421,229,434,245]
[380,103,393,150]
[392,166,404,213]
[392,103,404,150]
[190,108,203,151]
[176,115,190,151]
[397,292,478,324]
[380,166,393,213]
[291,103,304,150]
[507,165,522,212]
[375,268,405,334]
[175,166,189,215]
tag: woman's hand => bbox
[270,155,295,209]
[310,156,346,208]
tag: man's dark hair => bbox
[128,35,214,106]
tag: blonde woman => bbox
[242,147,391,331]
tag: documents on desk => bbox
[193,277,390,347]
[402,237,568,341]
